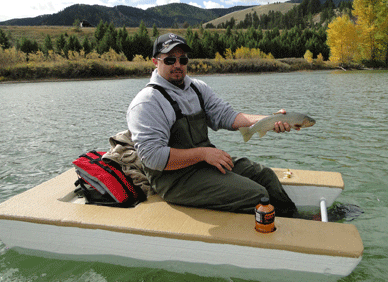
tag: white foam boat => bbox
[0,168,363,281]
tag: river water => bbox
[0,70,387,281]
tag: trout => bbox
[239,112,316,142]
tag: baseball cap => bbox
[153,33,191,58]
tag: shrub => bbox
[214,52,224,62]
[0,47,26,67]
[304,50,314,64]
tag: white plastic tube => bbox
[320,198,328,222]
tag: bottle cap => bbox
[260,197,270,205]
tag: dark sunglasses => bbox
[158,56,189,65]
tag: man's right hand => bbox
[202,147,234,174]
[165,147,234,174]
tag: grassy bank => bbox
[0,52,338,83]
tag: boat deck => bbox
[0,168,362,259]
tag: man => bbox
[127,33,297,216]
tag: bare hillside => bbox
[204,3,299,27]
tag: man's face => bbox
[153,47,188,86]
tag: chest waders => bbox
[143,84,297,216]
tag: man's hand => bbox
[202,147,234,174]
[166,147,233,173]
[273,109,292,133]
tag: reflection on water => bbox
[1,70,388,281]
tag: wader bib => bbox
[143,84,297,216]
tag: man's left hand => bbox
[274,109,291,133]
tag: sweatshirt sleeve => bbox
[193,79,239,131]
[127,88,174,171]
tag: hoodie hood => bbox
[148,69,193,92]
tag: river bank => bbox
[0,57,343,83]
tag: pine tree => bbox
[95,20,107,42]
[43,35,53,55]
[307,0,322,16]
[67,35,82,52]
[152,24,159,38]
[130,20,152,60]
[18,37,39,55]
[0,28,10,49]
[82,37,92,54]
[190,31,204,58]
[97,23,118,55]
[56,34,67,53]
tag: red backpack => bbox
[73,151,146,207]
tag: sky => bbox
[0,0,287,22]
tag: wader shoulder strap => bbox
[189,83,205,111]
[147,83,205,119]
[148,84,184,119]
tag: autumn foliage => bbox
[327,0,388,66]
[327,15,359,64]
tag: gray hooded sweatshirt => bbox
[127,69,239,171]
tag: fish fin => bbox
[273,110,286,115]
[258,130,267,138]
[239,127,254,142]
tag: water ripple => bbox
[1,71,388,281]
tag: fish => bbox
[239,112,316,142]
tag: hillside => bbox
[204,3,299,27]
[0,3,253,27]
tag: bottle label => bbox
[256,210,275,225]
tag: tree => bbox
[131,20,152,59]
[97,23,118,54]
[307,0,322,16]
[82,37,92,54]
[152,24,159,38]
[18,37,39,55]
[327,15,359,64]
[304,49,313,63]
[95,20,107,42]
[190,31,205,58]
[73,19,81,32]
[353,0,388,63]
[0,28,10,49]
[43,35,53,55]
[67,35,82,52]
[56,34,67,53]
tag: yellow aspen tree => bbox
[234,46,251,59]
[224,48,234,59]
[327,15,359,64]
[304,50,314,63]
[316,53,324,64]
[377,0,388,62]
[214,52,224,62]
[353,0,388,62]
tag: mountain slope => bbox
[0,3,253,27]
[204,3,299,27]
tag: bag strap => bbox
[74,178,133,207]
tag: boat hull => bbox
[0,168,362,280]
[0,219,361,280]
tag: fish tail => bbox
[239,127,254,142]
